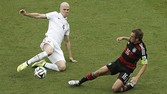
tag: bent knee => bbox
[58,65,66,71]
[45,50,53,56]
[112,86,119,93]
[56,61,66,71]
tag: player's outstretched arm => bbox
[19,9,47,19]
[116,37,130,42]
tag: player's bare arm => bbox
[130,64,147,85]
[64,35,77,63]
[19,9,46,19]
[116,36,130,42]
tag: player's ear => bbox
[136,38,139,42]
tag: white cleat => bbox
[127,81,136,87]
[68,80,80,86]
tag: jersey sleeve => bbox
[46,11,58,20]
[65,25,70,36]
[141,56,148,64]
[139,43,148,64]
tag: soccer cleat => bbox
[128,80,136,87]
[68,80,80,86]
[17,62,28,72]
[125,82,135,91]
[31,60,46,68]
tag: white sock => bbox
[27,51,48,65]
[44,63,60,71]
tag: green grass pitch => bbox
[0,0,167,94]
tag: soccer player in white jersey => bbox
[17,2,77,72]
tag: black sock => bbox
[79,73,97,85]
[79,77,88,85]
[125,83,134,91]
[119,83,134,92]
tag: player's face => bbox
[60,5,70,18]
[129,33,137,43]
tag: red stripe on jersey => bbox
[135,45,141,51]
[119,55,136,70]
[124,47,138,59]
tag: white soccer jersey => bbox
[45,11,70,47]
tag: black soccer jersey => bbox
[119,41,147,70]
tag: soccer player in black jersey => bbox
[68,29,148,93]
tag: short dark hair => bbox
[132,28,143,41]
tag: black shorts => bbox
[106,59,133,84]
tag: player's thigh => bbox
[48,50,65,63]
[43,44,54,55]
[112,79,124,92]
[40,37,54,55]
[118,72,131,85]
[112,72,131,92]
[48,52,66,71]
[94,66,111,76]
[48,46,66,63]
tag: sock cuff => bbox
[86,73,96,80]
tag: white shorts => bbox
[40,37,66,63]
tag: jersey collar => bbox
[59,13,67,19]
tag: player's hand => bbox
[19,9,26,15]
[69,57,77,63]
[130,77,138,85]
[116,37,123,42]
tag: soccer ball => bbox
[34,67,47,79]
